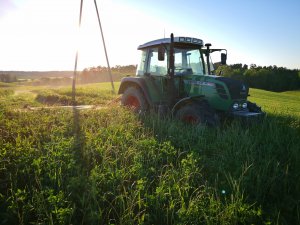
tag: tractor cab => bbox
[136,36,206,78]
[136,37,227,77]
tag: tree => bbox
[0,74,17,83]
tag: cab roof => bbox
[137,36,204,50]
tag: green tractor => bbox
[118,34,264,125]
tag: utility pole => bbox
[72,0,84,105]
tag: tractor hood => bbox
[215,77,249,99]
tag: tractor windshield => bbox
[174,48,204,76]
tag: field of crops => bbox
[0,82,299,225]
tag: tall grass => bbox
[0,107,266,224]
[0,84,299,224]
[142,111,300,224]
[0,89,14,97]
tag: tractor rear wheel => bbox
[121,86,148,113]
[175,102,219,126]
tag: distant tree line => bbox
[0,73,17,83]
[215,64,300,92]
[2,64,299,92]
[79,65,136,83]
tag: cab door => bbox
[145,47,169,103]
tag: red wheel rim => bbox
[183,115,198,124]
[126,96,140,108]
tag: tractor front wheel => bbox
[121,87,148,113]
[175,102,219,126]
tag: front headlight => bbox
[242,103,247,109]
[233,103,239,110]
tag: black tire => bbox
[121,86,148,113]
[175,102,219,126]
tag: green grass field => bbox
[0,83,299,225]
[248,88,300,117]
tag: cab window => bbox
[136,50,147,76]
[147,48,168,76]
[174,48,204,75]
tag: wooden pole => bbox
[94,0,115,94]
[72,0,84,105]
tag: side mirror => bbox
[158,45,165,61]
[221,53,227,65]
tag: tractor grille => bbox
[215,83,228,99]
[216,77,249,99]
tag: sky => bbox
[0,0,299,71]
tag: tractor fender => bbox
[118,77,153,106]
[171,96,205,116]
